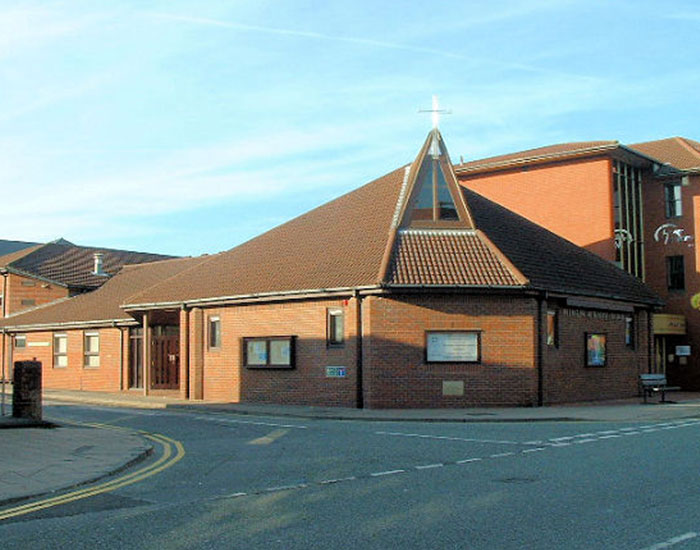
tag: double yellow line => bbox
[0,422,185,521]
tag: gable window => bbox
[84,332,100,367]
[243,336,295,369]
[666,255,685,290]
[208,316,221,349]
[546,310,558,347]
[53,333,68,368]
[408,133,460,224]
[327,309,344,346]
[664,182,682,218]
[14,335,26,348]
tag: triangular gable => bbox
[377,129,477,283]
[398,129,474,230]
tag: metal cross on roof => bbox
[419,95,451,129]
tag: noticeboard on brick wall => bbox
[426,331,480,363]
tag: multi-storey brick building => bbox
[456,136,700,390]
[1,130,660,408]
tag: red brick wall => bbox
[11,328,124,391]
[362,294,539,408]
[3,274,68,317]
[459,157,616,260]
[643,174,700,388]
[542,304,650,404]
[189,297,359,406]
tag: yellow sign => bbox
[653,314,687,335]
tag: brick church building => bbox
[1,130,661,408]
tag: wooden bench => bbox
[640,373,680,403]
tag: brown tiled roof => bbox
[464,188,662,305]
[629,137,700,171]
[124,167,408,307]
[388,230,525,286]
[0,257,206,329]
[456,141,618,173]
[0,240,39,258]
[6,243,175,289]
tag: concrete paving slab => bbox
[0,424,152,506]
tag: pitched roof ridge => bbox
[120,255,198,272]
[390,165,412,228]
[49,242,175,258]
[473,229,528,286]
[122,255,213,305]
[457,140,619,172]
[675,136,700,160]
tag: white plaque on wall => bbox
[426,332,479,362]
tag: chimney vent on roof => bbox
[92,252,107,276]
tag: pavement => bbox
[2,387,700,509]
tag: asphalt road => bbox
[2,403,700,549]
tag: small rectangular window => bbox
[665,182,682,218]
[243,336,295,369]
[21,299,36,306]
[84,332,100,367]
[54,333,68,368]
[666,255,685,290]
[20,280,36,287]
[14,335,26,348]
[208,316,221,349]
[546,310,558,347]
[327,309,344,346]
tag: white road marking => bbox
[456,458,483,464]
[415,463,444,470]
[641,531,698,550]
[370,470,406,477]
[320,476,356,485]
[193,414,307,430]
[375,431,521,445]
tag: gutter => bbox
[123,285,384,312]
[2,266,69,289]
[2,318,138,333]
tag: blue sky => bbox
[3,1,700,256]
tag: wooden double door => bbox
[129,326,179,390]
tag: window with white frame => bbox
[665,182,682,218]
[84,331,100,367]
[208,316,221,349]
[327,309,344,346]
[53,333,68,368]
[14,335,26,348]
